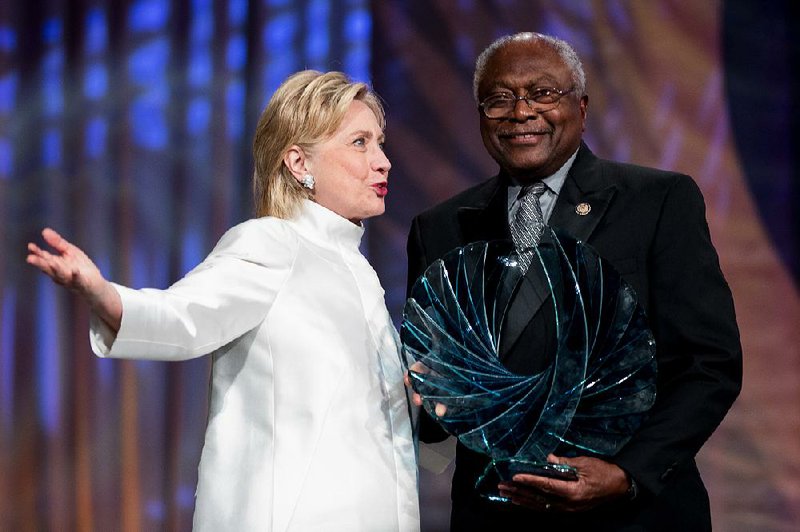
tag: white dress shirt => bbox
[90,200,420,532]
[507,149,578,223]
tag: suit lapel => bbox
[500,144,617,358]
[498,247,553,358]
[550,143,617,244]
[456,176,510,244]
[453,177,519,357]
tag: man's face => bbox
[477,40,587,182]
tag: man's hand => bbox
[403,362,447,417]
[497,454,631,512]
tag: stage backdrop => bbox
[1,1,798,531]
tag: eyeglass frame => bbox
[478,86,577,119]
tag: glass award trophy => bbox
[401,228,657,499]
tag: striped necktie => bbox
[509,181,547,271]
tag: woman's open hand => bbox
[27,228,122,331]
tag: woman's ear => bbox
[283,145,310,183]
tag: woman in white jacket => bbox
[26,70,419,532]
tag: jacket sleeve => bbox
[89,220,298,361]
[406,214,452,444]
[610,174,742,496]
[406,215,429,295]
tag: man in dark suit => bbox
[406,32,742,531]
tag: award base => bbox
[476,459,579,503]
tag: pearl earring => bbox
[301,173,315,190]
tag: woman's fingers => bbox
[26,253,52,277]
[26,228,121,332]
[27,242,59,277]
[41,227,71,254]
[27,231,90,289]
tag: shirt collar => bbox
[507,148,579,200]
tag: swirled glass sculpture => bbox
[401,228,657,496]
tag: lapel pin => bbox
[575,202,591,216]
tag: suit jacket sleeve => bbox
[407,215,452,443]
[89,220,298,360]
[610,174,742,496]
[406,216,429,296]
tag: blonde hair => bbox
[252,70,385,219]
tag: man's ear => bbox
[283,145,310,183]
[579,94,589,132]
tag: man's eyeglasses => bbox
[479,87,575,119]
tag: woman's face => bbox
[306,100,391,224]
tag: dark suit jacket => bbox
[406,143,742,531]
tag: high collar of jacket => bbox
[290,199,365,250]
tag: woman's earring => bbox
[301,173,315,190]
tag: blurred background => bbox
[1,1,798,530]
